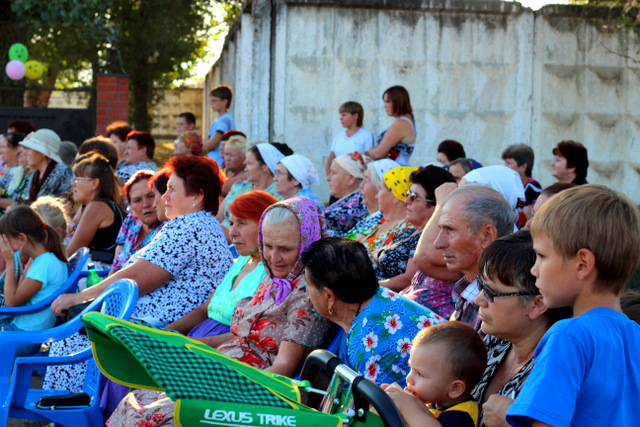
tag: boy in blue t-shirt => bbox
[506,184,640,427]
[205,84,235,166]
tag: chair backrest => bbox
[0,247,90,317]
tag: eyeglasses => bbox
[273,170,287,177]
[476,276,536,303]
[71,176,94,184]
[405,189,435,204]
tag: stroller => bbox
[82,312,405,427]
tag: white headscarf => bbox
[255,143,285,175]
[462,165,525,210]
[334,154,365,180]
[280,154,318,187]
[368,159,401,189]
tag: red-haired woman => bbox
[48,155,234,391]
[366,85,416,166]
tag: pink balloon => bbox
[5,60,26,80]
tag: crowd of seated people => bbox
[2,83,640,427]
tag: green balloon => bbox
[8,43,28,63]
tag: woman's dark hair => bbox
[383,86,412,116]
[0,205,67,263]
[7,120,35,135]
[301,237,378,304]
[149,167,171,194]
[541,182,577,198]
[74,152,122,204]
[437,140,466,163]
[3,132,25,148]
[409,165,456,207]
[123,169,155,201]
[165,155,225,215]
[126,130,155,159]
[621,291,640,325]
[78,136,120,169]
[221,130,246,141]
[105,121,132,142]
[247,142,293,167]
[552,140,589,182]
[479,230,571,326]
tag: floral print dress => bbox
[341,287,445,387]
[110,212,164,273]
[324,189,369,237]
[369,227,419,280]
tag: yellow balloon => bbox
[25,60,44,80]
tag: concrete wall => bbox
[208,0,640,203]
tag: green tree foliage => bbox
[10,0,242,130]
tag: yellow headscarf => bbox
[383,167,418,202]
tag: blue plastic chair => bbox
[0,247,90,319]
[0,279,138,426]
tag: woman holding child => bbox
[301,237,445,388]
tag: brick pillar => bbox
[95,74,129,135]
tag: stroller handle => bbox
[301,350,406,427]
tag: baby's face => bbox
[405,343,455,405]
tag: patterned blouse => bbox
[362,218,412,253]
[345,211,383,239]
[324,189,369,237]
[401,271,457,319]
[370,227,419,280]
[111,212,164,273]
[217,274,332,369]
[127,210,233,326]
[472,335,534,427]
[341,287,445,387]
[25,162,73,201]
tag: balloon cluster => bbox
[5,43,44,81]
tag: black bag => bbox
[36,392,91,409]
[64,299,97,335]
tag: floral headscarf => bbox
[258,197,328,305]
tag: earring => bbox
[328,308,333,316]
[192,202,196,208]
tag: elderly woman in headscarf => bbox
[344,158,400,239]
[356,166,415,253]
[273,153,324,208]
[217,142,286,238]
[107,197,333,426]
[324,153,369,236]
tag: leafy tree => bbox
[9,0,241,130]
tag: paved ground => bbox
[7,374,52,427]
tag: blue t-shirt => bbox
[208,112,235,166]
[506,307,640,427]
[13,252,68,331]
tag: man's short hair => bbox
[339,101,364,127]
[552,140,589,182]
[210,84,233,107]
[502,144,535,177]
[413,322,487,394]
[126,130,155,159]
[446,184,516,238]
[531,184,640,295]
[178,112,196,126]
[78,136,120,169]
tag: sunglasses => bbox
[476,276,535,303]
[405,189,435,204]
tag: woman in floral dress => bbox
[302,237,445,388]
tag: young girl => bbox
[65,152,125,268]
[0,205,68,356]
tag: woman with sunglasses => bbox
[370,165,455,291]
[471,230,571,427]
